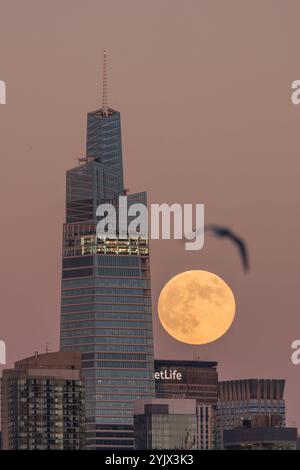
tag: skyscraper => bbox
[1,352,85,450]
[60,52,155,449]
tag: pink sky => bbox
[0,0,300,429]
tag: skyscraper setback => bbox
[60,52,155,449]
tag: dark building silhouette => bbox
[223,418,297,450]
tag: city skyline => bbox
[0,0,300,433]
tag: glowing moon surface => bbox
[158,270,236,345]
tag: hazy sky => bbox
[0,0,300,428]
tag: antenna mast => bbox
[102,50,108,116]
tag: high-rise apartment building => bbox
[1,352,85,450]
[216,379,286,449]
[60,53,155,449]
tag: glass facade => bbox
[134,399,197,450]
[66,162,120,223]
[86,109,124,194]
[154,360,218,449]
[60,106,155,449]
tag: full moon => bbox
[158,270,236,345]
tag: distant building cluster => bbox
[0,59,298,451]
[0,355,298,450]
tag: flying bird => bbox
[204,225,249,272]
[185,224,249,272]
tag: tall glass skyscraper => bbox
[60,56,155,449]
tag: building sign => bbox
[154,369,182,381]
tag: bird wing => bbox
[226,231,249,271]
[185,224,250,272]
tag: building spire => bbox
[102,49,108,116]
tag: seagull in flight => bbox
[186,224,249,272]
[205,224,249,272]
